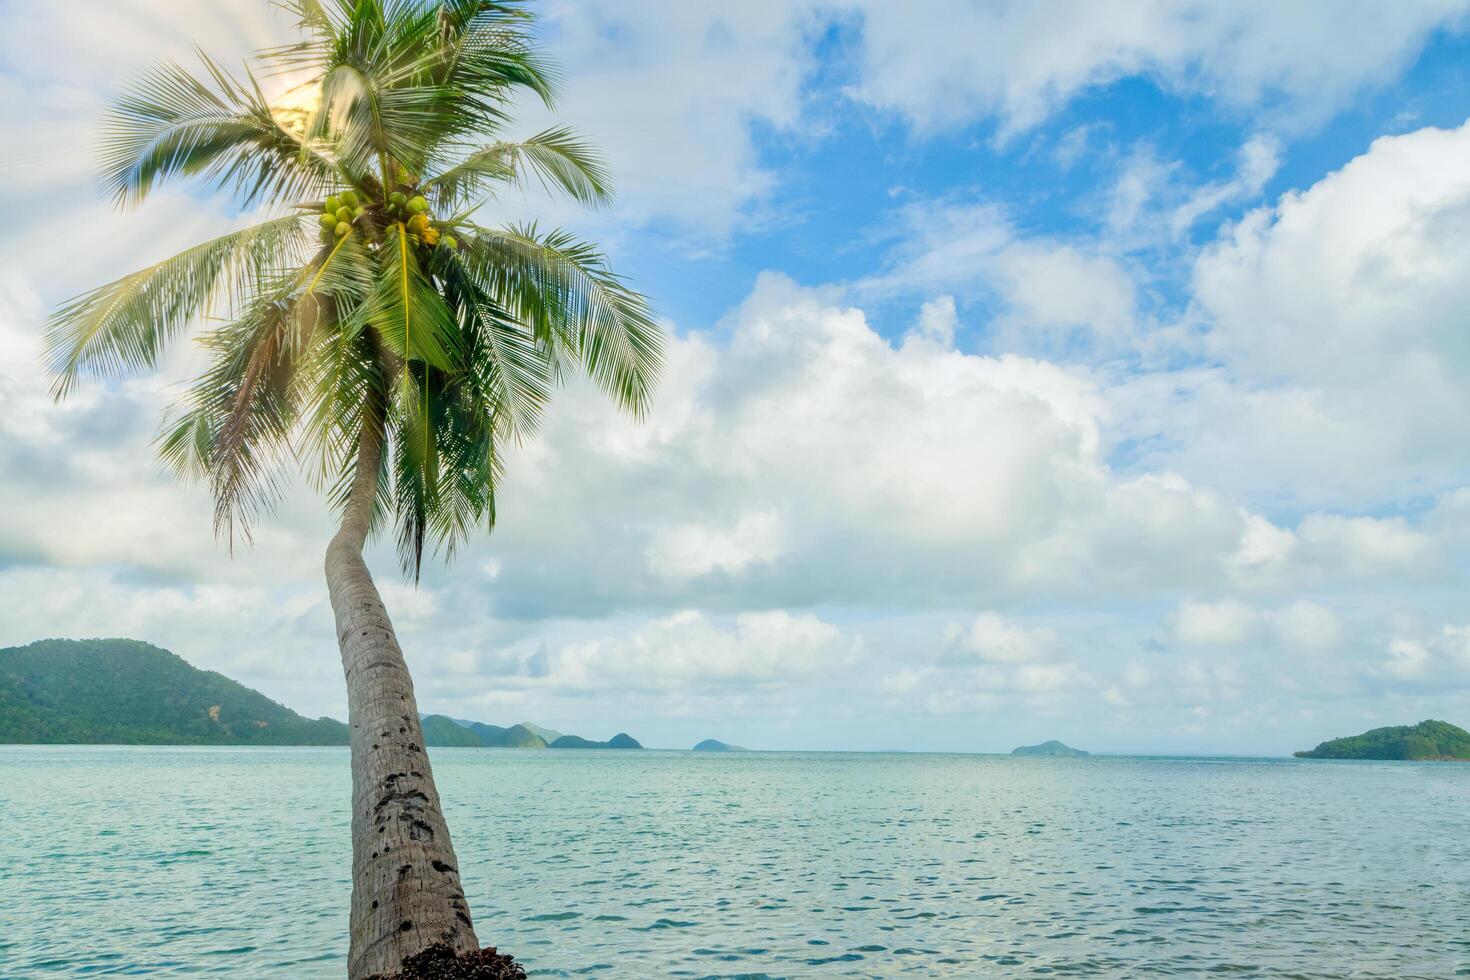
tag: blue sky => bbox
[3,1,1470,755]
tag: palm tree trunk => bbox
[326,415,480,979]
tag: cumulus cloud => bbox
[860,200,1138,351]
[1174,599,1258,647]
[949,612,1058,663]
[479,273,1354,615]
[548,609,854,691]
[842,0,1469,137]
[524,0,824,237]
[1181,119,1470,501]
[1384,638,1431,680]
[646,511,787,581]
[1171,598,1344,654]
[1268,601,1343,655]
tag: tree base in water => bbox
[365,943,526,980]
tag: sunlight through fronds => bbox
[49,0,660,578]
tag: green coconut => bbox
[339,190,358,209]
[352,206,367,220]
[407,195,428,213]
[442,235,458,250]
[318,213,339,230]
[389,191,407,207]
[325,195,341,213]
[334,221,351,238]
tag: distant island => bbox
[0,638,348,745]
[0,638,644,750]
[549,733,642,749]
[1012,740,1089,757]
[693,738,746,752]
[1294,720,1470,760]
[418,715,642,749]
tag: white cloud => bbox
[910,295,959,347]
[646,511,787,580]
[860,201,1138,350]
[550,609,853,690]
[481,273,1327,614]
[1188,119,1470,499]
[1384,638,1431,680]
[1168,135,1282,236]
[1014,662,1081,693]
[842,0,1469,137]
[1441,625,1470,669]
[1268,600,1343,655]
[1295,515,1437,576]
[954,612,1058,663]
[526,0,824,237]
[1174,599,1259,647]
[1174,598,1347,654]
[1105,135,1282,244]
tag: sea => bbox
[1,747,1467,978]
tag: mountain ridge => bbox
[0,638,348,745]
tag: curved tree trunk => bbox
[327,417,480,979]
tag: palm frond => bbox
[46,214,308,397]
[364,224,462,370]
[457,223,662,415]
[433,249,554,438]
[102,52,338,208]
[428,127,611,211]
[157,278,306,543]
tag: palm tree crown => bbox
[47,0,661,578]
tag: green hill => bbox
[467,721,547,748]
[420,714,483,747]
[517,721,562,744]
[1294,720,1470,760]
[0,638,348,745]
[416,714,640,750]
[550,732,642,749]
[416,717,551,747]
[693,738,745,752]
[1012,740,1089,757]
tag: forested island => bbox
[1012,740,1089,757]
[0,638,348,745]
[0,638,640,749]
[1294,720,1470,760]
[693,739,746,752]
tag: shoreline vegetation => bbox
[1293,720,1470,760]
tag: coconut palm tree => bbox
[45,2,659,976]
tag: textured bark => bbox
[328,416,479,979]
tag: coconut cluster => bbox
[316,187,458,251]
[317,189,368,240]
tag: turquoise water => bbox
[1,748,1467,978]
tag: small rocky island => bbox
[1012,739,1089,757]
[1294,719,1470,760]
[693,738,745,752]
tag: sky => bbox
[2,1,1470,755]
